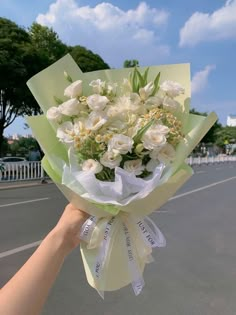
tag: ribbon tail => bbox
[144,216,166,247]
[123,222,145,296]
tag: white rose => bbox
[145,96,163,109]
[152,123,170,135]
[100,151,122,169]
[124,159,145,176]
[142,129,166,150]
[106,119,127,132]
[87,94,109,111]
[108,134,134,154]
[130,93,141,105]
[160,80,185,98]
[89,79,105,94]
[59,98,81,116]
[56,121,74,143]
[82,159,103,174]
[139,81,154,101]
[107,83,117,95]
[149,149,161,160]
[107,96,142,118]
[64,80,83,98]
[146,159,161,172]
[162,96,180,112]
[158,143,176,164]
[85,111,108,131]
[46,107,62,122]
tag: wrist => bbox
[46,227,75,257]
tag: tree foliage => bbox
[69,45,109,72]
[0,19,110,156]
[8,137,39,157]
[215,126,236,148]
[0,18,35,156]
[123,59,139,68]
[29,23,68,66]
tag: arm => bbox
[0,203,88,315]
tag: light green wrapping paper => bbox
[27,54,217,291]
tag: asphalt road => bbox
[0,163,236,315]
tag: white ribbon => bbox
[79,216,98,243]
[123,222,145,296]
[80,213,166,297]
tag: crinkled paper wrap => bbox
[27,54,217,291]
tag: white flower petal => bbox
[64,80,83,98]
[89,79,106,94]
[85,111,108,131]
[56,121,74,143]
[142,129,166,150]
[162,96,180,111]
[100,151,122,169]
[59,98,81,116]
[82,159,103,174]
[158,143,176,164]
[146,159,161,172]
[160,80,185,98]
[139,81,154,100]
[108,134,134,154]
[124,159,145,175]
[87,94,109,111]
[46,107,62,122]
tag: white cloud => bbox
[191,65,215,94]
[179,0,236,47]
[36,0,170,67]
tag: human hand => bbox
[51,203,89,255]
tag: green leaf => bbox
[143,67,149,86]
[135,67,145,87]
[133,119,155,144]
[131,68,139,93]
[53,95,63,105]
[151,72,161,96]
[64,71,73,83]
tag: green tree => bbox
[0,137,9,156]
[123,59,139,68]
[0,20,68,156]
[8,137,40,157]
[0,19,111,156]
[69,45,109,72]
[0,18,37,156]
[215,126,236,148]
[29,23,68,65]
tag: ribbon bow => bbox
[80,213,166,298]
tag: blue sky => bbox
[1,0,236,136]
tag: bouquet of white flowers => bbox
[27,54,217,297]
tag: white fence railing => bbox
[0,156,235,182]
[0,162,44,181]
[187,156,236,166]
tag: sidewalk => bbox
[0,179,53,190]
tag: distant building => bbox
[227,115,236,127]
[12,133,20,140]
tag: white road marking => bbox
[1,176,236,258]
[195,170,206,174]
[0,241,42,259]
[0,197,50,208]
[154,210,169,213]
[216,168,222,170]
[170,176,236,201]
